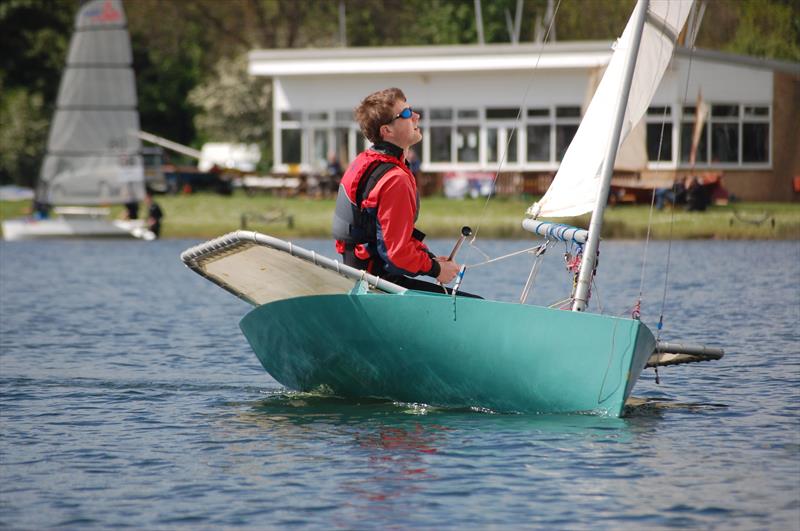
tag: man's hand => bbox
[435,257,460,284]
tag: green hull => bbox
[239,291,656,417]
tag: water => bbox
[1,238,798,529]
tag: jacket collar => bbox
[370,141,404,161]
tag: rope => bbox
[465,243,547,269]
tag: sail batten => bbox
[38,0,144,206]
[528,0,693,219]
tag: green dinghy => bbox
[178,230,704,417]
[239,290,655,416]
[180,0,723,417]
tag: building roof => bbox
[248,41,800,77]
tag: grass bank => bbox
[2,192,798,240]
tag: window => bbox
[646,106,672,162]
[556,106,581,118]
[457,126,479,162]
[334,128,349,166]
[555,106,580,161]
[429,108,453,162]
[335,110,353,122]
[487,107,520,119]
[487,128,499,163]
[430,127,452,162]
[281,129,301,164]
[527,108,549,118]
[678,103,770,166]
[278,109,303,166]
[742,106,769,163]
[680,106,708,163]
[485,127,518,164]
[526,108,550,162]
[711,105,739,163]
[506,128,518,163]
[430,108,453,120]
[486,108,519,164]
[311,129,328,168]
[455,108,479,163]
[526,125,550,161]
[280,111,301,121]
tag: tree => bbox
[0,87,49,187]
[188,53,272,164]
[726,0,800,61]
[0,0,71,185]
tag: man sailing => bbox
[332,87,463,294]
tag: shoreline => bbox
[2,193,799,240]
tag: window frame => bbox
[674,102,772,170]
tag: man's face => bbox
[381,99,422,150]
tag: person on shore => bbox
[122,200,139,220]
[332,87,466,295]
[654,177,687,210]
[686,176,709,212]
[31,199,51,220]
[144,192,163,238]
[325,151,344,196]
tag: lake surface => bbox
[1,237,798,529]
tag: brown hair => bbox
[354,87,406,144]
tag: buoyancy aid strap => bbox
[355,161,396,209]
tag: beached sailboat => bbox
[2,0,149,241]
[181,0,723,416]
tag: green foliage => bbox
[1,0,798,188]
[0,0,72,185]
[555,0,634,41]
[0,0,72,99]
[0,86,49,186]
[188,54,272,164]
[726,0,800,61]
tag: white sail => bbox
[528,0,693,219]
[38,0,145,206]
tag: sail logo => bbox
[84,0,122,24]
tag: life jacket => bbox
[332,148,421,271]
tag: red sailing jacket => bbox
[333,143,436,278]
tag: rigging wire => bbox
[651,27,699,384]
[635,0,676,320]
[658,48,698,337]
[465,243,546,269]
[467,0,563,247]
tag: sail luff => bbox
[528,0,694,220]
[572,0,650,312]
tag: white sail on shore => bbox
[38,0,144,206]
[529,0,693,219]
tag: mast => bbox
[572,0,649,312]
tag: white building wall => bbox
[652,57,773,104]
[276,69,591,111]
[261,48,781,174]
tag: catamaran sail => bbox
[528,0,693,219]
[38,0,145,207]
[2,0,147,241]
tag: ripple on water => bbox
[1,239,798,529]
